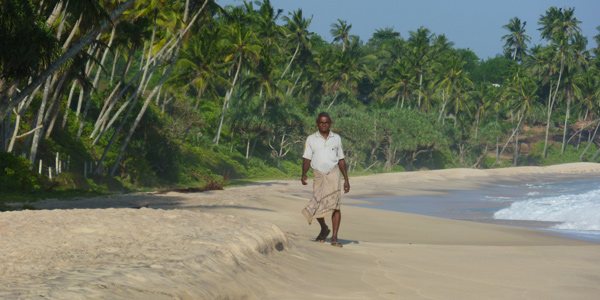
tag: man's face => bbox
[316,116,331,134]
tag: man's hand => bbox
[301,175,308,185]
[343,180,350,193]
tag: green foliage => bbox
[527,142,600,166]
[0,152,40,191]
[0,0,59,80]
[431,150,455,169]
[470,56,518,84]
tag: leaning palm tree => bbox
[501,17,531,62]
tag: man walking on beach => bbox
[301,112,350,247]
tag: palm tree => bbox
[507,76,539,165]
[280,9,312,80]
[492,76,538,167]
[330,19,352,52]
[502,17,531,62]
[437,53,473,125]
[214,6,261,146]
[527,44,559,157]
[381,59,413,108]
[407,27,434,109]
[538,6,582,154]
[575,70,598,153]
[324,36,374,108]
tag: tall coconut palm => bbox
[492,76,538,167]
[501,17,531,62]
[507,76,539,165]
[407,27,434,109]
[214,6,261,146]
[170,28,225,111]
[280,9,312,80]
[330,19,351,52]
[324,36,374,108]
[381,59,413,109]
[437,53,473,125]
[527,44,559,157]
[538,6,582,154]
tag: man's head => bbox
[316,112,332,134]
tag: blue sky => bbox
[218,0,599,60]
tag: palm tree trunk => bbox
[327,92,339,109]
[492,113,523,168]
[578,108,588,149]
[110,48,119,84]
[7,102,26,153]
[28,76,54,163]
[288,68,303,96]
[61,80,78,128]
[417,73,423,108]
[62,13,82,51]
[259,85,266,116]
[45,0,64,28]
[280,43,300,81]
[215,55,242,146]
[581,120,600,160]
[543,81,554,157]
[44,74,68,139]
[561,87,571,154]
[91,81,122,138]
[513,111,521,166]
[438,89,446,123]
[77,41,103,137]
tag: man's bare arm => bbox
[338,159,350,193]
[301,158,311,185]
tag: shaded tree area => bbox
[1,1,599,196]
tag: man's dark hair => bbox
[317,112,331,122]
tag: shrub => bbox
[0,152,40,191]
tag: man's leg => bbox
[331,210,341,243]
[316,217,329,242]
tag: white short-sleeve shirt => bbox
[302,131,345,173]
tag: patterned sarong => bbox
[302,166,341,225]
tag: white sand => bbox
[2,163,600,299]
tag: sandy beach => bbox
[2,163,600,299]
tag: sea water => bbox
[357,175,600,243]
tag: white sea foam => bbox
[494,189,600,231]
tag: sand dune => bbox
[2,163,600,299]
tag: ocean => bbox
[356,174,600,243]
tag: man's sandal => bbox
[315,229,330,243]
[331,241,343,247]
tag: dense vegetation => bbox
[1,0,599,203]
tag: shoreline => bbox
[2,163,600,299]
[352,171,600,243]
